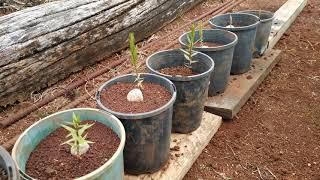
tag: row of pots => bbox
[2,10,274,180]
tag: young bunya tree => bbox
[61,113,94,157]
[226,14,235,28]
[126,32,144,102]
[180,23,199,68]
[198,21,209,48]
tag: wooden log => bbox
[0,0,204,106]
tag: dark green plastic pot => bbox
[209,13,260,74]
[146,49,214,133]
[12,108,126,180]
[179,29,238,96]
[96,73,177,175]
[240,10,274,57]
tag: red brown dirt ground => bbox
[0,0,319,179]
[184,0,320,179]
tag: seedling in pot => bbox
[180,23,198,69]
[226,14,235,28]
[198,21,205,47]
[127,32,144,102]
[61,113,94,157]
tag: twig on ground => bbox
[84,81,95,100]
[212,169,232,180]
[227,144,237,157]
[265,167,278,180]
[257,167,264,180]
[302,40,315,51]
[138,51,148,57]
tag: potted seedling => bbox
[12,108,126,180]
[179,22,238,96]
[60,113,94,157]
[239,10,274,57]
[96,32,177,174]
[209,13,260,74]
[146,24,215,133]
[0,146,19,180]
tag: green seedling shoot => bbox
[180,23,198,68]
[129,32,143,89]
[127,32,144,102]
[61,113,94,157]
[226,14,235,28]
[199,21,204,47]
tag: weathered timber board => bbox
[205,50,281,119]
[268,0,308,50]
[204,0,307,119]
[125,112,222,180]
[0,0,204,106]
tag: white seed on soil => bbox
[226,25,235,28]
[71,143,90,156]
[127,88,144,102]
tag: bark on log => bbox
[0,0,204,106]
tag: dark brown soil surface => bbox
[160,66,196,76]
[100,82,171,114]
[185,0,320,179]
[194,41,224,48]
[26,120,120,180]
[0,167,7,180]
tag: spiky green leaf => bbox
[198,21,203,43]
[129,32,138,72]
[78,123,94,136]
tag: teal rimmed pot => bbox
[209,13,260,74]
[179,29,238,96]
[240,10,274,57]
[146,49,214,133]
[12,108,126,180]
[96,73,177,175]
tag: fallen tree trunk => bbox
[0,0,204,106]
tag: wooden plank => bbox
[205,50,281,119]
[268,0,307,50]
[204,0,307,119]
[125,112,222,180]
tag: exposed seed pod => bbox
[127,88,144,102]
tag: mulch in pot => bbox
[26,120,120,180]
[194,41,224,48]
[160,66,197,76]
[100,82,171,114]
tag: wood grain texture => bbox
[267,0,307,50]
[125,112,222,180]
[205,50,281,119]
[0,0,204,106]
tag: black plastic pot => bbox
[146,49,214,133]
[240,10,274,57]
[209,13,260,74]
[0,146,19,180]
[96,73,176,175]
[179,29,238,96]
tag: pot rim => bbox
[209,13,260,31]
[11,108,126,180]
[96,73,177,120]
[178,29,238,52]
[146,49,215,82]
[239,10,274,23]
